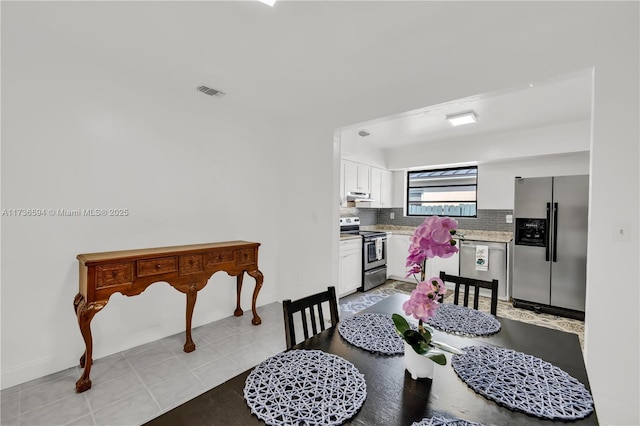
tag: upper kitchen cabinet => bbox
[344,159,371,194]
[370,167,393,208]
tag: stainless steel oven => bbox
[361,231,387,291]
[363,233,387,270]
[339,217,387,292]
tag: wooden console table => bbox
[73,241,263,393]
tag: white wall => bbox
[0,2,340,390]
[584,49,639,426]
[478,152,590,209]
[0,35,288,386]
[341,140,387,170]
[0,75,337,391]
[390,152,591,211]
[391,171,406,208]
[274,119,340,302]
[386,120,590,170]
[385,121,590,210]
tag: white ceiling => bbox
[5,1,596,150]
[339,69,593,150]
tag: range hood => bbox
[346,192,375,202]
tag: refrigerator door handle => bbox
[552,202,559,262]
[545,202,551,261]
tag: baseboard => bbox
[512,299,585,321]
[386,275,414,283]
[1,355,61,390]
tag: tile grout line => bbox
[84,388,97,426]
[84,352,164,426]
[123,354,163,419]
[16,372,77,417]
[17,384,22,424]
[137,339,209,421]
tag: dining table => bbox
[144,293,598,426]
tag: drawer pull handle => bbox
[112,271,117,277]
[189,259,193,264]
[156,264,161,269]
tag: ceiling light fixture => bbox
[446,111,478,127]
[258,0,277,6]
[358,130,371,137]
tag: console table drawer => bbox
[96,263,134,288]
[180,254,204,275]
[137,257,178,277]
[205,250,235,266]
[237,248,256,266]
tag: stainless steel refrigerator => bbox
[512,175,589,318]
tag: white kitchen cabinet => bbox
[429,239,460,278]
[387,233,413,282]
[340,160,346,206]
[381,169,392,207]
[343,159,371,194]
[370,167,393,208]
[339,238,362,296]
[388,234,460,283]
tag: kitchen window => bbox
[406,166,478,217]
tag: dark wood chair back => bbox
[438,271,499,316]
[282,286,339,350]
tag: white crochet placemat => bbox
[452,346,594,421]
[412,415,484,426]
[337,313,405,355]
[244,349,367,426]
[426,303,501,336]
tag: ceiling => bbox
[4,1,599,153]
[4,1,602,134]
[339,69,593,150]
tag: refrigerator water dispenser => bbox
[514,218,547,247]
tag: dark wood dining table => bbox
[144,293,598,426]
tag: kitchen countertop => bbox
[360,225,513,243]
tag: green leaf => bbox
[426,350,447,366]
[430,340,465,355]
[401,329,428,355]
[411,343,427,355]
[403,329,426,346]
[392,314,411,336]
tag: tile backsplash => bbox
[352,208,514,232]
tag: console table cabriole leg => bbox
[73,294,85,366]
[234,273,244,317]
[74,296,108,393]
[247,269,264,325]
[183,282,198,353]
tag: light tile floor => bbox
[1,302,288,426]
[1,283,584,426]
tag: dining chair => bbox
[438,271,499,316]
[282,286,340,350]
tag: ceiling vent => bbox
[197,86,225,97]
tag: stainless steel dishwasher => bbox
[459,240,508,301]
